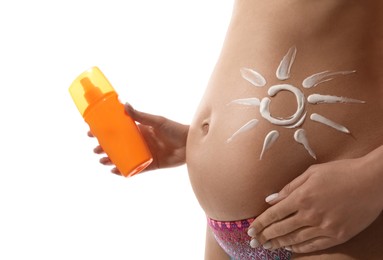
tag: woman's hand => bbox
[247,146,383,253]
[89,103,189,175]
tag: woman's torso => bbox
[186,0,383,258]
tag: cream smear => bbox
[294,129,316,159]
[302,70,356,88]
[240,68,266,87]
[226,119,259,143]
[310,113,350,134]
[307,94,365,104]
[260,130,279,160]
[276,46,297,80]
[229,46,364,160]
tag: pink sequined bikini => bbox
[207,217,292,260]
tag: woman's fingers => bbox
[100,157,113,165]
[255,212,308,244]
[266,169,312,205]
[100,157,122,175]
[93,145,104,154]
[249,199,297,235]
[268,226,323,250]
[286,236,336,254]
[111,167,121,175]
[88,129,122,176]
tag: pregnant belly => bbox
[186,94,375,221]
[185,49,379,221]
[186,104,317,221]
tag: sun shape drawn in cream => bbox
[227,46,366,160]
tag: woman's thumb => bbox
[124,103,165,127]
[265,170,311,205]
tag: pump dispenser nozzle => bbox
[69,67,115,117]
[81,77,103,104]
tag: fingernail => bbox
[265,193,279,203]
[285,246,292,251]
[247,228,256,237]
[263,241,272,250]
[250,239,259,248]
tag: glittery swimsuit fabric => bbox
[207,217,292,260]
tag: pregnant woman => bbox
[94,0,383,259]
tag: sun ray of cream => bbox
[310,113,350,134]
[307,94,365,104]
[276,46,297,80]
[226,119,259,143]
[302,70,356,89]
[260,130,279,160]
[228,98,261,106]
[240,68,267,87]
[294,129,317,159]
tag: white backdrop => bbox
[0,1,232,259]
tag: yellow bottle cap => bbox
[69,66,115,117]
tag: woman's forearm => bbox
[360,145,383,211]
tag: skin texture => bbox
[90,0,383,259]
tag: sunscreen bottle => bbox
[69,66,153,177]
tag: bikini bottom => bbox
[207,216,292,260]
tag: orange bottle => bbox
[69,66,153,177]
